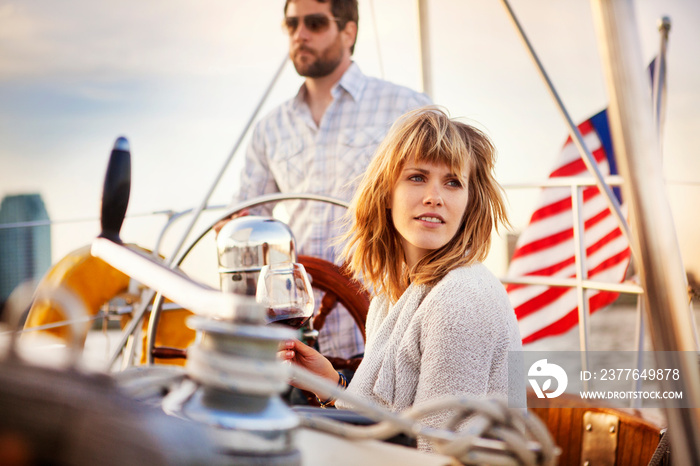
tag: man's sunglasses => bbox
[283,13,341,34]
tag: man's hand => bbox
[213,208,250,236]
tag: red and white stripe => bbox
[507,120,631,344]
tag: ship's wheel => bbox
[145,194,370,374]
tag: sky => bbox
[1,0,699,285]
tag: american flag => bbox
[507,110,632,344]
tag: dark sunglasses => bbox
[283,13,341,34]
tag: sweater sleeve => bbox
[361,295,389,351]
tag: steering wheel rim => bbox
[145,193,360,365]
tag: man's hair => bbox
[284,0,359,53]
[340,106,510,302]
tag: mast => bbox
[416,0,433,98]
[590,1,700,464]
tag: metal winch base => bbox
[160,315,301,464]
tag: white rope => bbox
[186,345,290,396]
[288,365,557,465]
[15,286,90,367]
[181,344,556,464]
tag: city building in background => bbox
[0,194,51,309]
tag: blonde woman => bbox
[280,106,523,451]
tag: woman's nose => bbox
[423,184,443,206]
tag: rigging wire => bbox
[0,205,228,230]
[1,313,104,336]
[368,0,385,79]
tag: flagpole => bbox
[652,17,670,144]
[499,0,637,266]
[651,18,700,353]
[632,17,673,406]
[591,1,700,463]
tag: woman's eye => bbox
[447,179,462,188]
[408,175,424,182]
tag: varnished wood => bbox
[326,356,363,372]
[312,290,338,333]
[527,390,662,465]
[298,255,370,341]
[151,346,187,360]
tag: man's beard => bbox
[291,40,344,78]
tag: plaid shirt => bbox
[236,62,431,358]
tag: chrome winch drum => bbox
[160,313,301,465]
[217,216,297,295]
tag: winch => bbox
[216,215,297,296]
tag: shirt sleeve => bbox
[412,90,433,108]
[400,88,433,113]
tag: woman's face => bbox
[389,160,469,268]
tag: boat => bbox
[1,1,698,464]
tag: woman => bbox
[280,106,523,451]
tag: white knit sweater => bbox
[336,263,524,450]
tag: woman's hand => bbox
[278,339,338,395]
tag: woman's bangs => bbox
[413,135,469,178]
[390,108,472,186]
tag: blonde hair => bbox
[340,106,509,302]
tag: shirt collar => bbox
[292,61,366,109]
[333,61,366,101]
[292,84,308,110]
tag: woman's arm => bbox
[278,339,340,400]
[414,301,497,405]
[413,267,515,419]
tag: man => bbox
[233,0,431,360]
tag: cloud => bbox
[0,3,54,79]
[0,0,285,83]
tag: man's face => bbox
[285,0,349,78]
